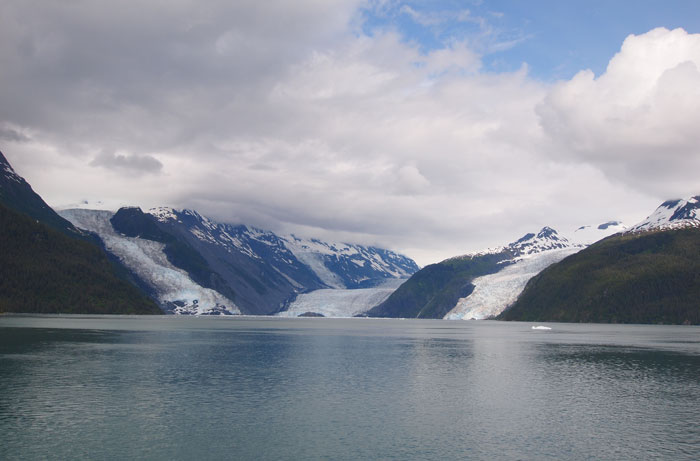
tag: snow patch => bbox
[1,161,23,183]
[149,206,178,223]
[570,221,627,245]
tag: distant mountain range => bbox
[1,150,417,315]
[59,206,418,315]
[2,148,698,323]
[363,203,699,324]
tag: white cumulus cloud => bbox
[538,27,700,198]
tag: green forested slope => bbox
[0,203,162,314]
[498,228,700,324]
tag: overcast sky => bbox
[2,0,699,266]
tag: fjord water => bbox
[1,316,698,460]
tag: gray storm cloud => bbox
[90,150,163,174]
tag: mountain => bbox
[59,208,239,315]
[627,196,700,232]
[499,197,700,324]
[0,150,78,236]
[59,206,419,315]
[0,151,161,314]
[365,227,582,319]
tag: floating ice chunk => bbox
[531,325,552,330]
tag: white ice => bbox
[444,248,580,320]
[277,278,405,318]
[58,209,239,315]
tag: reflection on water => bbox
[0,316,698,460]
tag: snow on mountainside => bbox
[445,248,579,320]
[1,155,23,184]
[459,226,581,259]
[59,209,239,315]
[280,235,416,288]
[445,227,582,320]
[69,205,417,315]
[508,226,578,255]
[571,221,627,245]
[278,278,405,318]
[148,207,418,289]
[626,196,700,233]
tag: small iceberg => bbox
[531,325,552,330]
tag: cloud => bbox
[0,124,31,143]
[538,28,700,198]
[0,1,677,265]
[90,150,163,174]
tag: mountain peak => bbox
[149,206,179,223]
[508,226,575,256]
[0,150,79,236]
[1,150,25,185]
[627,196,700,233]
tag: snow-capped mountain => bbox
[60,206,418,315]
[507,226,579,255]
[367,226,585,319]
[453,226,580,259]
[627,196,700,233]
[59,209,239,315]
[499,199,700,325]
[445,227,582,320]
[149,207,418,289]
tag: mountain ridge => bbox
[60,206,419,315]
[365,226,583,319]
[499,196,700,324]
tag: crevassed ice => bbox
[445,248,579,320]
[277,278,405,318]
[58,209,239,315]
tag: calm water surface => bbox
[0,315,698,460]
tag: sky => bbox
[1,0,699,266]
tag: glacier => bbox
[59,209,240,315]
[277,278,405,318]
[445,248,580,320]
[443,222,632,320]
